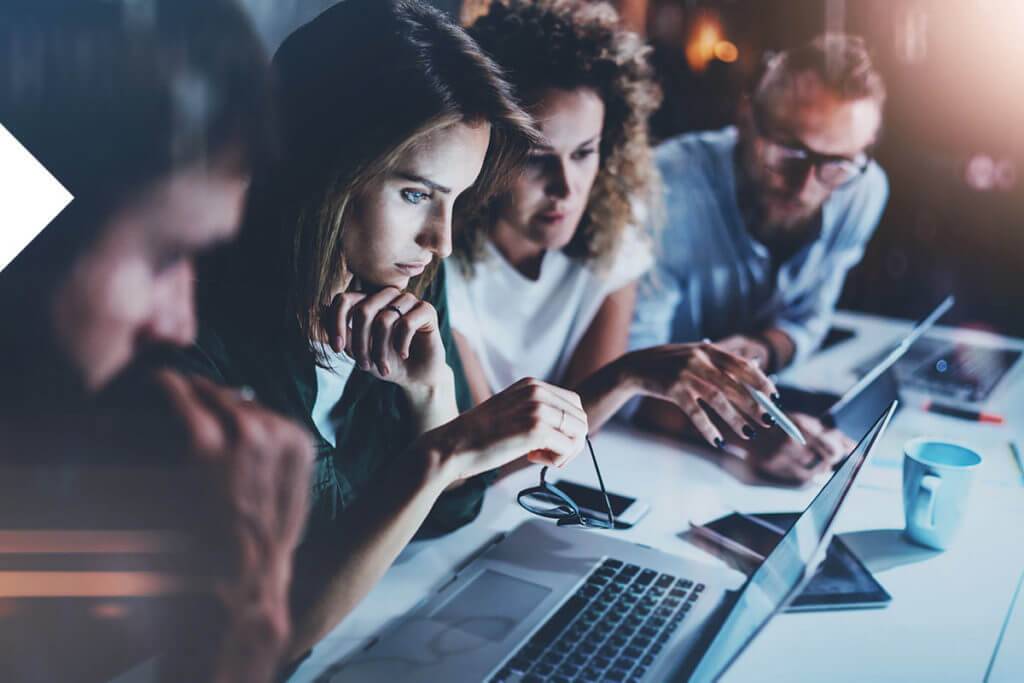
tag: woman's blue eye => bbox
[401,189,429,205]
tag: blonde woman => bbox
[451,0,778,445]
[159,0,588,661]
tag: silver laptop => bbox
[780,296,952,438]
[320,402,897,683]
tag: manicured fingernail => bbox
[771,393,782,407]
[714,437,725,449]
[762,413,775,426]
[742,425,757,439]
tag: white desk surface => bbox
[289,311,1024,683]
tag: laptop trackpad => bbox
[431,570,551,643]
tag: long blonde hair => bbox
[223,0,539,363]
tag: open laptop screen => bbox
[828,295,953,424]
[687,402,896,682]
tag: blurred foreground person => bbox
[0,1,312,681]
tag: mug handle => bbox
[913,474,942,530]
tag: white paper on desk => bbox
[988,570,1024,682]
[855,466,901,492]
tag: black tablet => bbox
[705,512,891,611]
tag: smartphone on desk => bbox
[550,478,649,528]
[704,510,785,558]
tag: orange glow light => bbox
[0,571,204,598]
[91,601,132,620]
[686,13,724,72]
[714,40,739,63]
[0,530,192,554]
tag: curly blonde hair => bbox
[457,0,663,273]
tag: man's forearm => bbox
[755,327,796,372]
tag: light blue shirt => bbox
[630,126,888,364]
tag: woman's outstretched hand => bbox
[621,341,779,448]
[417,377,589,483]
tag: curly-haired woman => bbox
[452,0,779,444]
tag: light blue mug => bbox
[903,438,982,550]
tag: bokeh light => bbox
[713,40,739,63]
[685,12,724,72]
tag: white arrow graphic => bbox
[0,123,74,273]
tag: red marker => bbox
[922,400,1004,424]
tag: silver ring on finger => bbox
[385,304,405,318]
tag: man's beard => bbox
[753,197,820,242]
[736,144,821,246]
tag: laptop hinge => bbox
[449,531,508,580]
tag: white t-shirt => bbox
[447,232,652,393]
[311,349,357,447]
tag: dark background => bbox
[636,0,1024,337]
[243,0,1023,337]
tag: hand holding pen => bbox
[741,412,855,484]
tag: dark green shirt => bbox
[158,262,488,546]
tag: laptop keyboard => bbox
[489,558,704,683]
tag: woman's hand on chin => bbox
[416,377,590,484]
[323,286,451,391]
